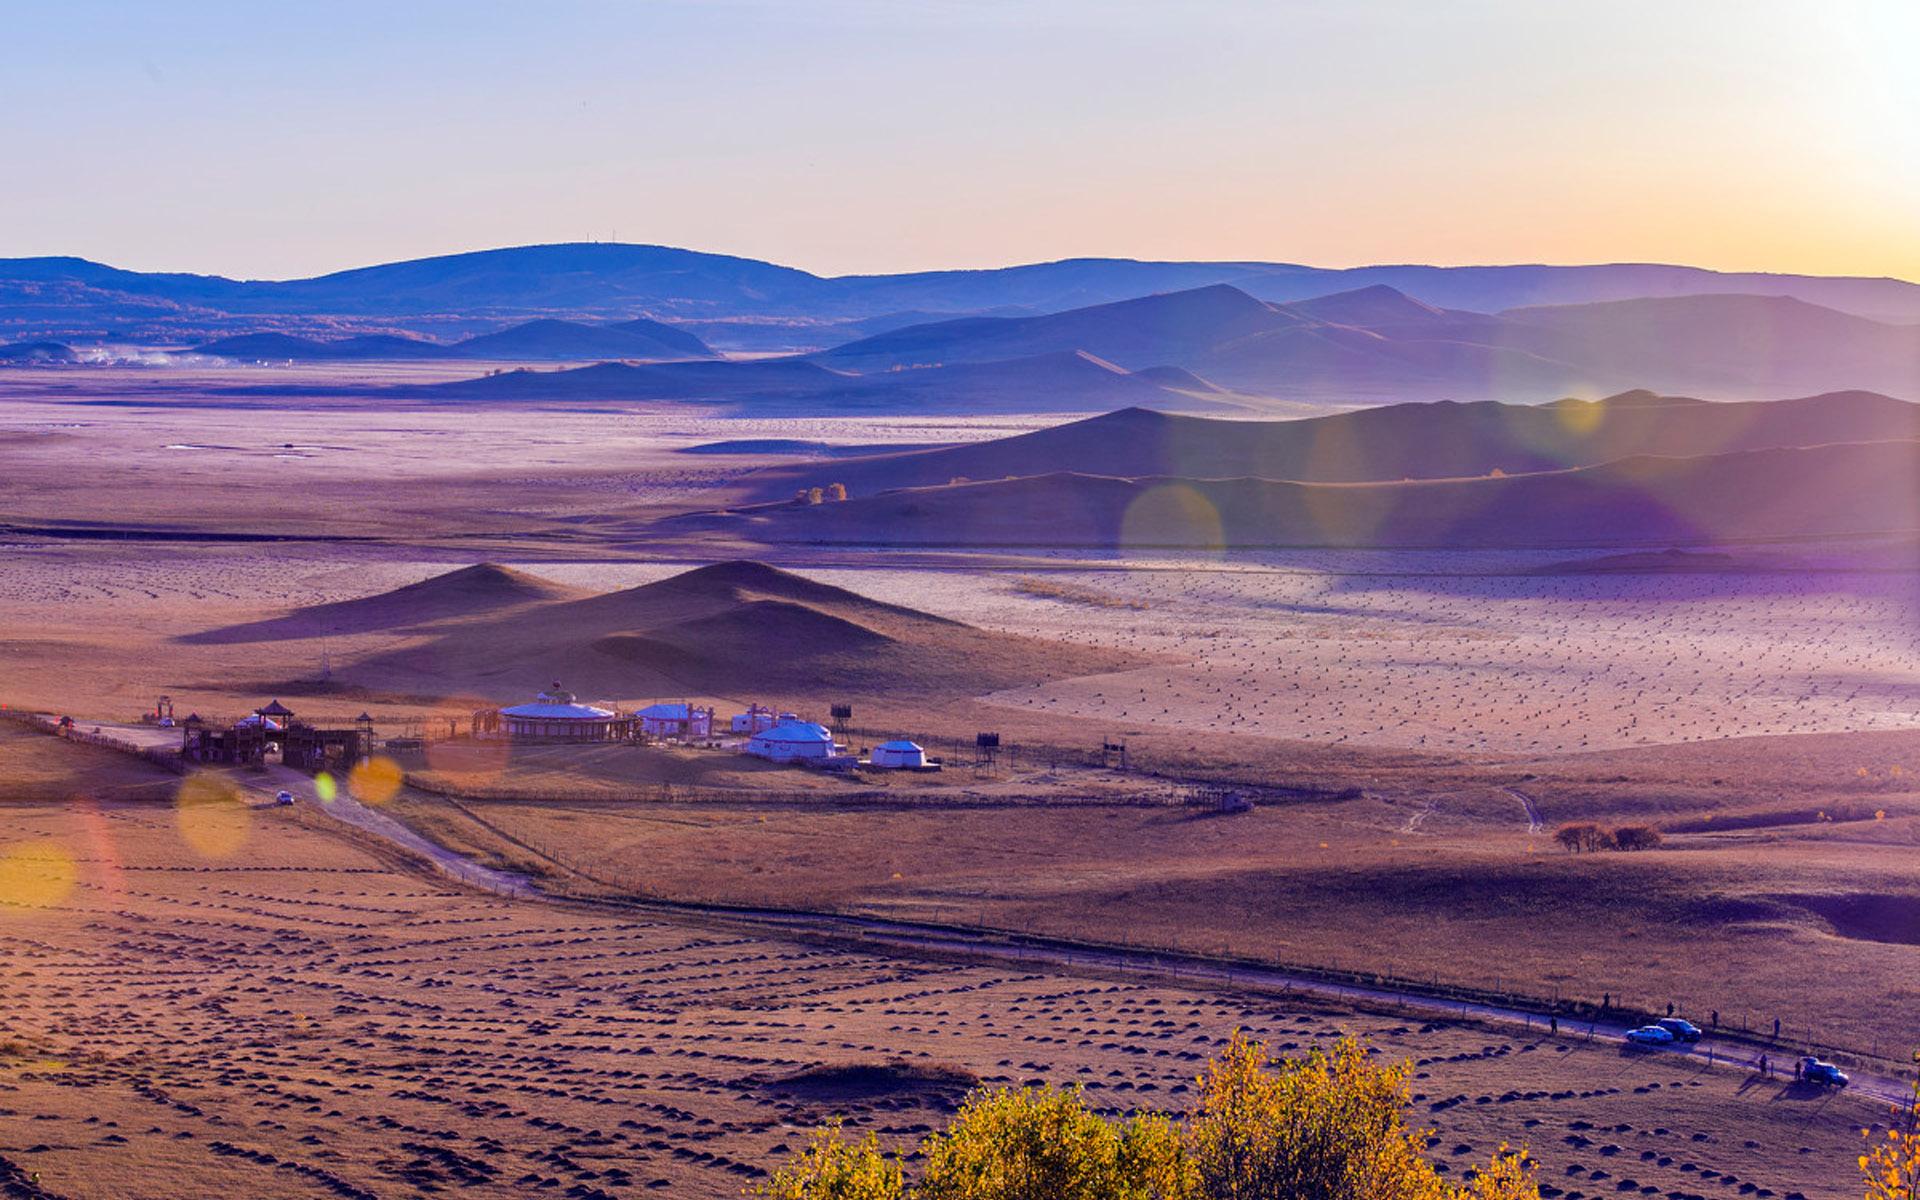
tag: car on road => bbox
[1657,1017,1703,1042]
[275,790,295,806]
[1800,1057,1849,1087]
[1625,1025,1677,1047]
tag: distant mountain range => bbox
[4,242,1918,341]
[6,242,1916,408]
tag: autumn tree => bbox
[754,1123,904,1200]
[1185,1033,1535,1200]
[1862,1059,1920,1200]
[1611,825,1663,851]
[917,1085,1188,1200]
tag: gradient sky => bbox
[4,0,1916,282]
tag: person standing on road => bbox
[1759,1053,1769,1077]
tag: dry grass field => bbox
[2,377,1916,1198]
[0,731,1895,1200]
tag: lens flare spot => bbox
[314,771,338,803]
[1119,483,1224,556]
[176,772,251,859]
[0,840,77,910]
[349,756,404,805]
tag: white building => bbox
[729,704,779,735]
[499,687,623,741]
[746,721,840,763]
[637,702,714,740]
[869,739,928,769]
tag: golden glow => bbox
[0,840,77,910]
[348,756,405,806]
[176,772,251,859]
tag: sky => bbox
[3,0,1916,282]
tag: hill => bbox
[180,563,585,644]
[348,560,1139,699]
[450,317,714,360]
[192,318,715,363]
[777,351,1244,415]
[419,357,844,401]
[813,283,1920,402]
[733,390,1920,500]
[686,440,1920,550]
[0,340,78,363]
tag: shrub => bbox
[1861,1065,1919,1200]
[1553,822,1613,853]
[754,1123,904,1200]
[918,1085,1188,1200]
[758,1035,1538,1199]
[1611,825,1663,851]
[826,482,848,501]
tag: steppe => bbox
[1,360,1915,1198]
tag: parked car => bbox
[1656,1017,1703,1042]
[1800,1057,1849,1087]
[1625,1025,1677,1047]
[275,790,295,806]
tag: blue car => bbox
[1625,1025,1676,1047]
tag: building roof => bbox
[875,740,923,752]
[637,702,699,719]
[502,691,616,720]
[256,700,295,716]
[750,721,834,744]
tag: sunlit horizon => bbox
[5,0,1916,284]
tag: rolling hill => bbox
[180,563,586,644]
[408,348,1237,413]
[811,283,1920,402]
[344,560,1138,700]
[686,440,1920,550]
[733,391,1920,500]
[192,317,715,363]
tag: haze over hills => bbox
[689,439,1920,551]
[340,560,1138,700]
[734,390,1920,500]
[814,284,1920,402]
[409,348,1244,414]
[191,316,715,363]
[5,242,1920,343]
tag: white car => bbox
[275,790,296,806]
[1625,1025,1676,1047]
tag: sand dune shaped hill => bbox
[735,390,1920,502]
[179,563,586,644]
[340,560,1137,700]
[694,439,1920,550]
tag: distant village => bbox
[168,685,940,773]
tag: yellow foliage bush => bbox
[754,1035,1539,1199]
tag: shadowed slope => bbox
[348,560,1138,700]
[180,563,586,644]
[691,440,1920,550]
[736,390,1920,501]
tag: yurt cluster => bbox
[471,685,936,771]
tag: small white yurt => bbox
[869,740,927,769]
[747,721,836,763]
[729,704,778,735]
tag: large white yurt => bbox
[499,686,621,742]
[869,740,927,769]
[746,721,837,763]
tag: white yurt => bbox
[746,721,836,763]
[869,740,927,769]
[500,686,621,741]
